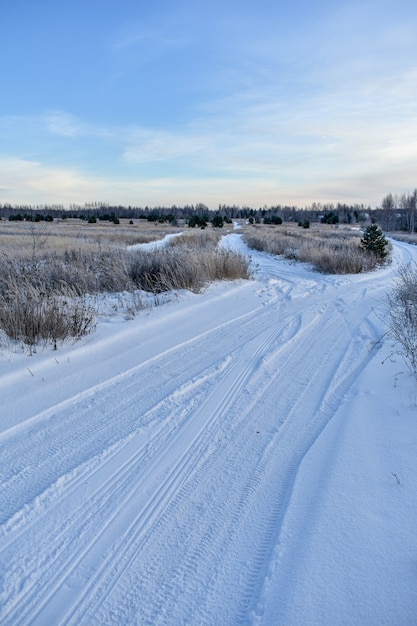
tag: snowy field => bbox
[1,233,416,625]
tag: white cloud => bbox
[43,111,87,137]
[0,158,107,204]
[1,154,411,210]
[123,130,207,163]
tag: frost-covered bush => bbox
[128,247,249,293]
[0,282,95,349]
[386,263,417,378]
[0,231,249,348]
[243,226,382,274]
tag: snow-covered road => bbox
[1,235,417,625]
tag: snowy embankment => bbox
[0,234,416,625]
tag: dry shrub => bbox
[58,249,133,293]
[306,242,379,274]
[0,281,95,350]
[0,250,131,349]
[0,231,249,347]
[243,226,384,274]
[167,229,221,250]
[386,263,417,377]
[388,233,417,246]
[128,247,249,293]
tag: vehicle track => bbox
[81,300,380,623]
[0,295,300,625]
[6,318,294,625]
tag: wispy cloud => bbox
[1,151,413,210]
[123,129,208,163]
[111,25,186,55]
[107,16,190,79]
[43,111,88,137]
[0,158,105,202]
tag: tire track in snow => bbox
[0,356,232,615]
[0,294,269,529]
[0,301,298,626]
[57,319,296,626]
[239,310,385,623]
[182,301,381,625]
[70,301,366,624]
[0,355,234,625]
[0,295,363,624]
[190,305,358,623]
[107,299,384,625]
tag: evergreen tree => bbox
[211,215,224,228]
[360,224,388,259]
[188,215,207,228]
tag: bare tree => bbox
[380,193,397,231]
[28,223,50,263]
[399,190,416,233]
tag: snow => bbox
[127,231,184,251]
[1,234,417,625]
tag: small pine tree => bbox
[211,215,224,228]
[360,224,388,259]
[188,215,207,228]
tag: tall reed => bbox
[0,232,249,348]
[243,226,387,274]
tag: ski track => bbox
[0,236,415,625]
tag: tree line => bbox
[0,190,415,231]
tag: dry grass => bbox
[129,247,248,293]
[0,221,249,348]
[130,230,249,292]
[0,279,96,351]
[242,223,387,273]
[388,232,417,246]
[166,229,222,250]
[0,218,181,258]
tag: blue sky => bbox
[1,0,416,208]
